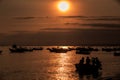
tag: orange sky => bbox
[0,0,120,45]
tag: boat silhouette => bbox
[47,47,69,53]
[75,57,102,75]
[76,47,91,54]
[0,50,2,54]
[32,47,43,50]
[9,45,33,53]
[114,51,120,56]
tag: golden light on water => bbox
[56,53,69,80]
[57,1,70,12]
[61,46,68,49]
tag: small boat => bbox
[76,50,91,54]
[9,48,24,53]
[75,57,102,75]
[9,48,33,53]
[0,50,2,54]
[76,47,91,55]
[75,63,102,75]
[32,47,43,50]
[114,51,120,56]
[47,48,69,53]
[9,45,33,53]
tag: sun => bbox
[58,1,70,12]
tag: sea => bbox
[0,46,120,80]
[0,0,120,45]
[0,0,120,80]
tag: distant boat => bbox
[9,48,33,53]
[0,50,2,54]
[32,47,43,50]
[76,50,91,54]
[114,51,120,56]
[76,47,91,54]
[102,47,120,52]
[9,45,33,53]
[47,48,69,53]
[9,48,24,53]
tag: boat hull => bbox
[75,64,100,75]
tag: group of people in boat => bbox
[79,57,102,68]
[76,57,102,75]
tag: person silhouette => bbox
[86,57,90,64]
[95,57,102,70]
[92,57,96,66]
[79,57,84,65]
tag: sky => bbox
[0,0,120,45]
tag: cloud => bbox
[59,16,120,21]
[65,23,120,29]
[81,23,120,28]
[59,16,88,18]
[12,31,33,33]
[85,18,120,21]
[14,17,35,20]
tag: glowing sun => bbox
[58,1,70,12]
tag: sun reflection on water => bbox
[56,53,70,80]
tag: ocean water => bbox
[0,46,120,80]
[0,1,120,79]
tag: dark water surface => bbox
[0,46,120,80]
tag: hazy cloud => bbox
[65,23,120,29]
[14,17,35,20]
[85,18,120,21]
[59,16,120,21]
[59,16,88,19]
[81,23,120,28]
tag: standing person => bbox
[95,57,102,70]
[79,57,84,65]
[92,57,96,66]
[86,57,90,64]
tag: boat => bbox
[47,48,69,53]
[32,47,43,50]
[114,51,120,56]
[75,63,102,75]
[75,57,102,75]
[76,47,91,54]
[76,50,91,54]
[9,48,25,53]
[9,48,33,53]
[0,50,2,54]
[102,47,120,52]
[9,45,33,53]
